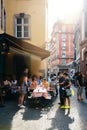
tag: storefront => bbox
[0,33,50,79]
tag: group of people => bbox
[57,72,72,109]
[0,70,86,109]
[0,74,50,108]
[50,71,86,109]
[18,75,50,108]
[0,75,19,107]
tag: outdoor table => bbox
[31,87,51,99]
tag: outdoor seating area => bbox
[0,75,56,108]
[27,87,56,108]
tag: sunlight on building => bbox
[48,0,83,37]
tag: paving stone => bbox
[0,86,87,130]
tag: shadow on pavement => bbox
[22,108,43,121]
[0,101,19,130]
[47,108,74,130]
[76,100,87,128]
[22,104,51,121]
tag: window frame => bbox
[62,51,66,58]
[14,14,31,39]
[62,59,66,65]
[62,25,66,33]
[62,41,66,47]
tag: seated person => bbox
[42,78,50,91]
[30,77,38,90]
[3,76,11,99]
[0,81,5,106]
[11,75,18,93]
[27,78,32,87]
[3,76,11,89]
[11,75,17,86]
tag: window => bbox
[62,41,66,47]
[68,27,71,33]
[62,34,66,42]
[62,46,66,51]
[62,51,66,58]
[14,14,31,39]
[62,25,66,32]
[62,59,66,65]
[62,34,66,39]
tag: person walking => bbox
[53,77,59,97]
[76,72,84,101]
[58,72,65,107]
[63,72,72,108]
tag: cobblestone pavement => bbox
[0,86,87,130]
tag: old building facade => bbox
[0,0,49,79]
[74,0,87,77]
[49,20,74,74]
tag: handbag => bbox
[66,89,71,97]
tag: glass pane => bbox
[17,32,22,37]
[24,17,28,24]
[62,59,66,64]
[24,26,28,31]
[62,48,66,51]
[62,25,66,32]
[62,43,66,47]
[17,18,22,24]
[17,26,22,31]
[62,34,66,39]
[24,32,28,37]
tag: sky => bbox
[48,0,83,37]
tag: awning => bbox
[0,33,50,59]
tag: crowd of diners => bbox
[0,74,52,108]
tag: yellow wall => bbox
[5,53,13,75]
[5,0,46,47]
[5,0,48,77]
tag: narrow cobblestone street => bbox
[0,86,87,130]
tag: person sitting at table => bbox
[30,76,38,90]
[27,77,32,87]
[32,75,42,85]
[3,76,11,87]
[42,78,50,91]
[11,75,18,93]
[3,76,11,99]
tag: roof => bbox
[0,33,50,59]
